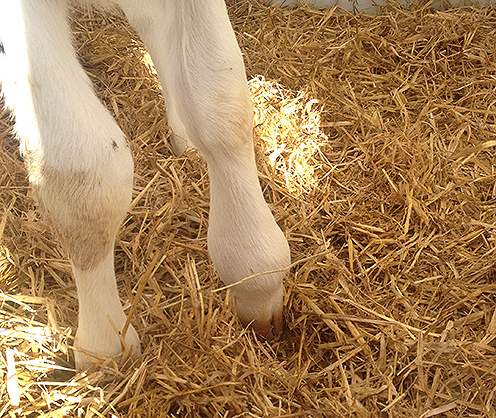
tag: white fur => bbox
[0,0,290,370]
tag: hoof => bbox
[74,323,141,370]
[241,311,283,340]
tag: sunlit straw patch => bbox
[250,76,327,195]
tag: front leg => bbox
[0,0,140,369]
[207,153,291,337]
[119,0,291,336]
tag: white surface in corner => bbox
[268,0,496,14]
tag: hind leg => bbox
[0,0,140,369]
[119,0,291,337]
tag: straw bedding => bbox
[1,0,496,416]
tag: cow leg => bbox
[0,0,140,369]
[119,0,291,337]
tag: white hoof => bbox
[234,270,286,339]
[74,322,140,370]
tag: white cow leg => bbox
[0,0,140,369]
[120,0,291,337]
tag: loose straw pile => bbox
[1,0,495,416]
